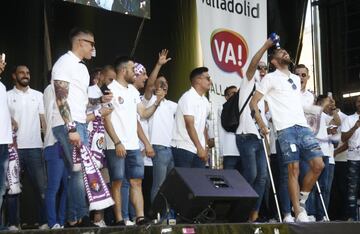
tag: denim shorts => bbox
[277,125,323,164]
[105,149,144,181]
[125,149,144,179]
[105,149,125,181]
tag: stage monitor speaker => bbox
[150,167,258,223]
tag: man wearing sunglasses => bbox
[51,28,102,227]
[294,64,315,108]
[250,48,325,222]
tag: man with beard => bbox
[250,48,325,222]
[7,65,47,229]
[104,56,164,225]
[341,96,360,221]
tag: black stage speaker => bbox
[150,167,258,223]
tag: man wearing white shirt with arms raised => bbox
[250,48,324,222]
[171,67,211,168]
[141,49,177,202]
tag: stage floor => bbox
[11,222,360,234]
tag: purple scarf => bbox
[7,132,21,195]
[88,116,106,169]
[74,144,114,210]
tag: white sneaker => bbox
[8,225,19,231]
[93,219,107,227]
[39,223,49,230]
[283,214,295,223]
[308,215,316,222]
[125,220,135,226]
[51,223,62,229]
[296,208,310,222]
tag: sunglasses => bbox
[287,78,297,90]
[296,73,307,78]
[257,65,268,70]
[79,38,95,48]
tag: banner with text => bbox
[196,0,267,106]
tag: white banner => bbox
[196,0,267,106]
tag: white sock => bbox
[299,191,310,207]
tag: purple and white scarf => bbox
[74,144,114,210]
[88,116,106,169]
[6,132,21,195]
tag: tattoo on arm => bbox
[54,80,73,123]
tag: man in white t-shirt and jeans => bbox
[341,96,360,221]
[51,28,111,227]
[0,57,12,230]
[250,48,325,222]
[104,56,163,226]
[140,49,177,203]
[171,67,211,168]
[7,65,47,228]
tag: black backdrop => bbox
[0,0,308,101]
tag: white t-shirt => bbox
[0,81,12,144]
[43,85,58,148]
[105,81,140,150]
[257,70,308,131]
[235,76,266,138]
[51,51,89,125]
[138,113,153,166]
[217,107,240,156]
[88,84,102,100]
[171,87,210,154]
[301,89,315,107]
[315,112,332,158]
[145,95,177,147]
[341,113,360,161]
[7,87,44,149]
[87,84,103,133]
[333,111,348,162]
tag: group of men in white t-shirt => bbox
[1,28,360,230]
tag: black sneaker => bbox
[77,216,98,228]
[135,216,149,226]
[111,220,126,226]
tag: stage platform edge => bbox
[9,221,360,234]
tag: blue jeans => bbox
[121,178,135,221]
[301,156,329,220]
[223,156,242,171]
[235,134,267,212]
[151,145,174,203]
[44,143,68,227]
[0,144,9,221]
[347,160,360,220]
[15,148,47,224]
[52,123,88,222]
[172,147,206,168]
[326,163,335,208]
